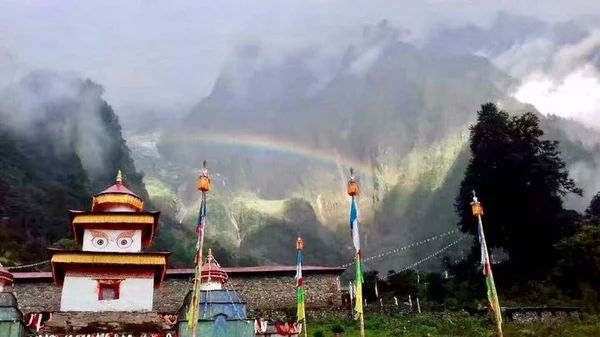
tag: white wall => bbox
[200,280,223,291]
[60,276,154,312]
[82,229,142,252]
[103,205,138,212]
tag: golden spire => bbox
[296,236,304,251]
[197,161,211,192]
[207,248,213,260]
[116,170,123,184]
[347,167,359,196]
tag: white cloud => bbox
[515,65,600,127]
[501,31,600,128]
[0,0,598,114]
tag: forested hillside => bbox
[0,72,198,267]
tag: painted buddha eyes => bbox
[92,237,109,248]
[89,230,135,249]
[90,230,110,249]
[116,231,135,249]
[117,237,133,248]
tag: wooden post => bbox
[191,163,211,337]
[359,312,365,337]
[303,318,308,337]
[190,193,207,337]
[472,192,503,337]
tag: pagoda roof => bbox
[68,210,160,247]
[91,170,144,212]
[48,249,169,287]
[96,181,140,198]
[0,263,13,286]
[199,249,228,284]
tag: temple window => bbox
[97,279,122,300]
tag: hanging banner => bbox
[28,332,177,337]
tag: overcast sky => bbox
[1,0,599,114]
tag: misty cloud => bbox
[495,30,600,129]
[565,158,600,210]
[1,0,599,116]
[0,71,111,175]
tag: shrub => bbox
[331,324,345,333]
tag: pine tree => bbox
[455,103,581,277]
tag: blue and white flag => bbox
[350,195,361,253]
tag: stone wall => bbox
[14,273,342,314]
[230,274,341,310]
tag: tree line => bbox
[365,103,600,311]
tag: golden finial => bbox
[197,160,211,192]
[296,236,304,251]
[471,190,484,216]
[207,248,213,260]
[347,167,359,196]
[116,170,123,184]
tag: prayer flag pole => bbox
[347,168,365,337]
[295,236,308,337]
[471,191,503,337]
[188,160,211,337]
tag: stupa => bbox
[48,171,168,312]
[177,249,254,336]
[0,263,26,337]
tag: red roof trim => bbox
[96,183,141,199]
[12,265,345,281]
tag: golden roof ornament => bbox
[91,170,144,212]
[197,160,211,192]
[296,236,304,251]
[471,190,484,217]
[347,167,359,196]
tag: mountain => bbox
[2,17,599,273]
[425,11,590,57]
[145,19,599,272]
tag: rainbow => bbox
[161,131,373,174]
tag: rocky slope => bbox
[128,19,598,272]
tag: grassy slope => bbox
[309,313,600,337]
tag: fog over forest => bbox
[1,1,600,271]
[1,0,599,127]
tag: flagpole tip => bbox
[470,190,484,216]
[197,161,211,192]
[296,236,304,250]
[347,172,359,196]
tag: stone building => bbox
[12,265,343,336]
[13,266,343,314]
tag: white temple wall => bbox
[82,229,142,252]
[104,205,138,212]
[200,280,223,291]
[60,276,154,312]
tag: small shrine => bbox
[0,263,26,337]
[49,171,168,312]
[178,249,255,337]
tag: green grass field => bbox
[307,313,600,337]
